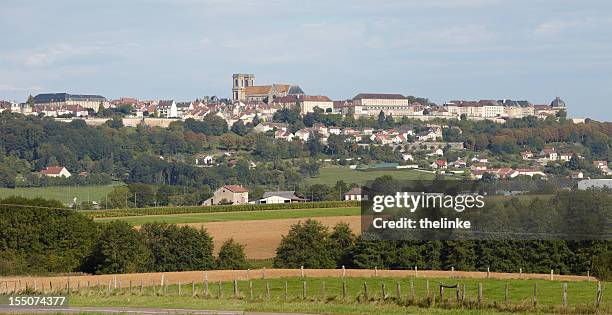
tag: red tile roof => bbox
[224,185,248,193]
[40,166,66,175]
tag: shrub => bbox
[216,238,247,270]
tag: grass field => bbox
[0,185,120,205]
[96,207,360,225]
[306,166,437,185]
[64,276,610,314]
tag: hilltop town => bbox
[0,73,609,208]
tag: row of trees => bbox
[274,220,611,280]
[0,197,247,275]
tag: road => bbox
[0,306,314,314]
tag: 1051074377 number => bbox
[3,296,68,307]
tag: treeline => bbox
[0,197,247,275]
[274,220,611,280]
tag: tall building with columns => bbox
[232,73,255,102]
[232,73,304,103]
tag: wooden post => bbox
[415,266,418,278]
[426,280,430,297]
[409,279,415,302]
[550,269,554,281]
[451,266,454,279]
[455,285,460,304]
[302,281,307,300]
[505,283,509,303]
[178,282,182,296]
[381,282,386,300]
[250,281,253,300]
[114,276,117,289]
[595,281,602,308]
[396,282,401,299]
[519,268,522,279]
[160,274,164,287]
[374,266,378,277]
[342,265,346,278]
[363,282,368,301]
[192,281,195,297]
[140,280,143,294]
[246,269,250,280]
[321,281,326,300]
[265,282,270,300]
[204,273,209,297]
[486,267,490,279]
[462,284,466,304]
[262,267,266,279]
[129,280,132,293]
[533,282,538,307]
[587,270,590,281]
[562,283,567,307]
[233,280,238,298]
[284,281,288,301]
[301,266,304,278]
[342,281,347,301]
[67,278,71,294]
[440,286,444,302]
[477,283,483,307]
[107,280,111,294]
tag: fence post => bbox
[486,267,490,279]
[140,280,143,294]
[217,282,221,299]
[381,282,386,300]
[440,286,444,302]
[451,266,454,279]
[302,281,307,300]
[396,282,401,299]
[321,281,326,300]
[505,283,509,303]
[250,281,253,300]
[587,270,590,281]
[342,265,346,278]
[114,276,117,289]
[204,272,209,297]
[414,266,418,278]
[455,285,460,304]
[363,282,368,301]
[409,279,415,302]
[301,266,304,278]
[426,280,430,298]
[461,284,466,304]
[342,281,347,301]
[519,268,522,279]
[160,274,164,287]
[374,266,378,277]
[192,281,195,297]
[107,280,111,295]
[129,280,132,293]
[67,278,71,295]
[233,280,238,298]
[265,282,270,300]
[550,269,554,281]
[246,269,250,281]
[477,283,483,307]
[595,281,602,308]
[533,282,537,307]
[562,283,567,307]
[178,282,182,296]
[262,267,266,279]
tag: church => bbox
[232,73,304,103]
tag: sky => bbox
[1,0,611,120]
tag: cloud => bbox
[0,83,42,92]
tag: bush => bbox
[592,251,611,281]
[140,222,215,272]
[85,221,150,274]
[274,219,336,269]
[216,239,247,270]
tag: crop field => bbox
[96,207,360,225]
[0,185,119,205]
[3,270,606,314]
[305,166,437,185]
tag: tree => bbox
[216,238,247,270]
[231,120,248,136]
[274,219,336,268]
[329,222,356,266]
[86,221,150,274]
[140,223,215,272]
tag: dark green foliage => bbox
[216,238,247,270]
[140,222,215,272]
[85,220,150,274]
[274,219,337,269]
[0,197,98,275]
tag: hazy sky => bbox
[1,0,611,120]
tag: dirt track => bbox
[0,269,590,293]
[182,216,362,260]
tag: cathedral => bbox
[232,73,304,103]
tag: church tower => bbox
[232,73,254,102]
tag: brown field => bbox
[179,215,362,260]
[0,269,590,293]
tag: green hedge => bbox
[82,200,361,219]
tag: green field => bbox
[306,166,437,185]
[0,185,120,205]
[96,207,360,225]
[69,276,610,314]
